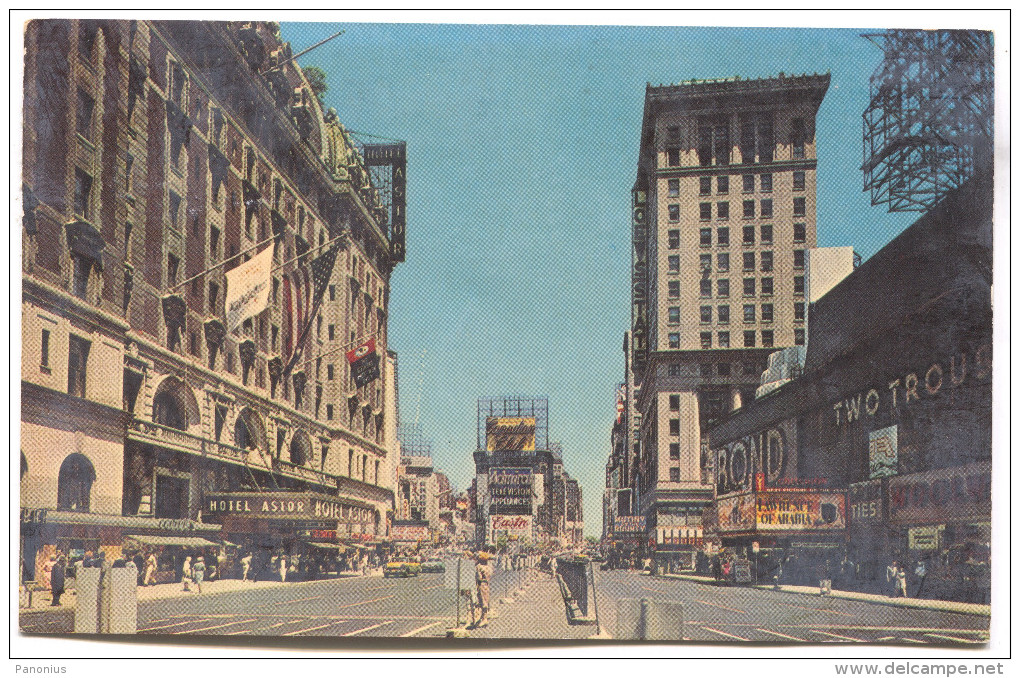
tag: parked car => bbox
[384,558,422,578]
[421,559,446,574]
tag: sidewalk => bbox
[659,573,991,617]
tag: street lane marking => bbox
[811,630,863,642]
[280,595,323,605]
[702,626,750,641]
[878,636,896,641]
[773,601,855,617]
[261,619,307,631]
[757,628,805,641]
[367,584,398,591]
[173,618,257,635]
[141,618,216,632]
[696,599,747,614]
[283,621,345,636]
[336,595,395,609]
[924,633,982,644]
[342,620,394,636]
[401,621,444,637]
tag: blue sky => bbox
[281,22,918,536]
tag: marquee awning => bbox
[125,535,220,548]
[303,542,341,550]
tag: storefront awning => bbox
[125,535,220,548]
[304,542,341,550]
[20,509,220,534]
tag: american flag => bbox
[283,243,341,374]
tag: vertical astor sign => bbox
[346,338,381,387]
[225,245,274,332]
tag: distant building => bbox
[629,73,830,572]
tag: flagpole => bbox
[290,331,381,372]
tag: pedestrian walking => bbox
[818,559,832,596]
[837,554,855,591]
[886,560,900,597]
[279,554,288,582]
[241,553,252,581]
[182,555,193,591]
[914,559,928,598]
[192,556,206,594]
[50,552,66,606]
[721,558,732,585]
[40,554,55,592]
[712,554,722,584]
[895,563,909,598]
[474,551,493,628]
[143,551,158,586]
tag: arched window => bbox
[57,454,95,512]
[151,377,199,431]
[289,431,311,467]
[234,408,265,452]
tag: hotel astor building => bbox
[20,19,406,579]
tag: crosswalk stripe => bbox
[757,628,804,641]
[173,618,257,635]
[924,633,984,644]
[702,626,750,641]
[696,599,747,614]
[811,630,863,642]
[141,618,215,632]
[283,621,346,636]
[337,595,395,609]
[401,621,444,637]
[342,620,394,636]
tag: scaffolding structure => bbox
[476,396,549,451]
[396,422,432,457]
[862,30,993,212]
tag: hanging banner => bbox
[224,246,274,332]
[346,338,381,387]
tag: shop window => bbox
[57,453,95,512]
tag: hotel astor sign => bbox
[205,492,369,523]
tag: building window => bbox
[209,226,221,260]
[669,419,680,436]
[668,178,680,197]
[67,334,90,398]
[208,282,219,314]
[717,175,729,194]
[73,168,93,220]
[742,174,754,193]
[700,202,712,221]
[57,453,95,512]
[794,276,806,295]
[743,225,755,246]
[700,363,712,378]
[667,394,681,411]
[699,177,712,195]
[76,89,95,140]
[669,229,681,249]
[40,329,51,369]
[761,330,774,348]
[795,328,806,346]
[670,280,682,298]
[718,331,730,348]
[698,253,712,272]
[792,118,806,159]
[668,364,683,377]
[717,227,729,246]
[326,404,334,420]
[669,255,681,273]
[71,254,90,299]
[744,304,756,323]
[717,279,729,297]
[743,252,755,272]
[668,333,681,349]
[743,200,755,219]
[761,223,774,244]
[668,306,681,324]
[698,279,711,297]
[793,249,805,269]
[793,223,807,243]
[760,173,773,193]
[698,118,730,166]
[668,204,680,222]
[328,324,335,341]
[793,171,805,191]
[699,228,712,247]
[740,120,756,164]
[700,305,712,324]
[760,199,773,219]
[700,332,712,349]
[717,362,731,376]
[793,197,806,217]
[666,147,680,167]
[761,251,774,272]
[327,363,335,380]
[743,278,755,297]
[717,253,729,272]
[167,254,180,286]
[717,305,730,324]
[329,284,336,301]
[716,202,729,220]
[669,443,680,459]
[169,191,182,230]
[743,330,756,348]
[761,303,774,322]
[794,302,805,321]
[669,467,681,482]
[761,277,774,295]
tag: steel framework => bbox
[396,422,432,457]
[476,396,549,451]
[862,30,993,212]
